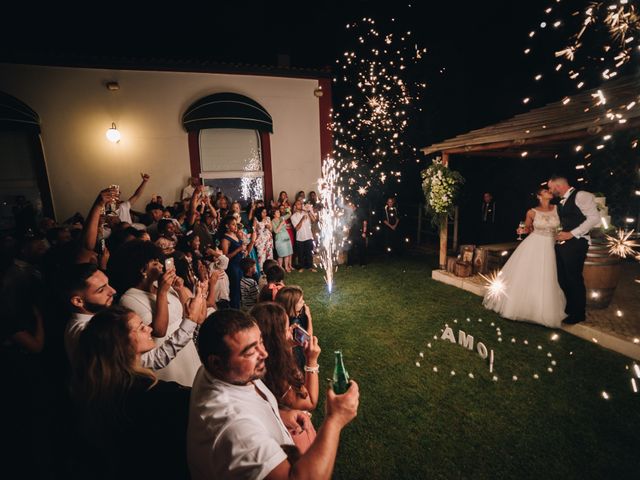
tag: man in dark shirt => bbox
[347,201,368,266]
[479,192,497,245]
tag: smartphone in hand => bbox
[164,257,175,272]
[293,325,311,345]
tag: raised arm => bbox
[128,173,150,205]
[83,187,117,252]
[304,304,313,336]
[141,285,205,369]
[307,208,318,223]
[283,335,320,410]
[266,382,360,480]
[151,270,177,337]
[293,214,308,232]
[187,187,202,227]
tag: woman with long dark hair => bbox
[74,305,190,479]
[275,285,313,370]
[250,302,320,453]
[253,206,274,271]
[220,216,249,309]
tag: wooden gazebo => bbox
[421,74,640,268]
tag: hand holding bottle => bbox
[325,380,359,429]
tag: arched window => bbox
[182,93,273,203]
[0,92,53,231]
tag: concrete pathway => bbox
[431,262,640,360]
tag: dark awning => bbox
[0,92,40,133]
[182,92,273,133]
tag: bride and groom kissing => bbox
[483,175,601,329]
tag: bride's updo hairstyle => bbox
[531,185,550,207]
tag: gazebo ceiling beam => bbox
[435,116,640,156]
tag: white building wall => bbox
[0,63,322,220]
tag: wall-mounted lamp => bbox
[314,87,324,98]
[106,122,121,143]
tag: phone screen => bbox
[293,325,310,345]
[164,257,175,272]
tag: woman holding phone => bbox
[109,240,203,387]
[275,285,313,371]
[250,302,320,453]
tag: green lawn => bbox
[287,254,640,479]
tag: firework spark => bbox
[524,2,640,210]
[605,228,640,258]
[317,157,344,293]
[332,17,427,198]
[479,270,507,301]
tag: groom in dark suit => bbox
[548,176,601,324]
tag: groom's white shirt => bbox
[560,187,600,241]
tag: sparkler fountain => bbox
[317,157,345,293]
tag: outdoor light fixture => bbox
[314,87,324,97]
[106,122,121,143]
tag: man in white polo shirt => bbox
[188,309,359,480]
[290,199,317,272]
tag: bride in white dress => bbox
[483,186,566,328]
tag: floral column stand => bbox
[421,157,464,270]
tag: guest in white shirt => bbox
[110,240,206,386]
[62,262,205,374]
[63,263,116,363]
[116,172,151,224]
[290,200,317,272]
[187,309,360,480]
[181,176,199,203]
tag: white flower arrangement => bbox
[421,157,465,224]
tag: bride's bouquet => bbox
[421,157,465,225]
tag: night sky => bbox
[6,1,630,241]
[2,1,556,143]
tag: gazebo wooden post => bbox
[439,217,447,270]
[439,152,450,269]
[453,206,459,252]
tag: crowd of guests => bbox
[0,173,361,480]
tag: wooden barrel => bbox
[583,241,622,309]
[454,261,472,278]
[459,244,475,263]
[446,256,458,273]
[473,247,489,274]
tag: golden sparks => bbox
[605,228,640,258]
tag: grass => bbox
[287,254,640,479]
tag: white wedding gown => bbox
[483,207,566,328]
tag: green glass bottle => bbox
[332,350,350,394]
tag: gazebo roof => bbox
[422,74,640,158]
